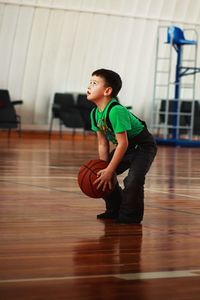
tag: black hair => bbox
[92,68,122,98]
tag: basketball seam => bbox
[82,163,98,176]
[83,162,105,198]
[88,170,99,198]
[78,160,109,198]
[79,164,99,198]
[83,160,107,174]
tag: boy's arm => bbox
[95,131,129,191]
[106,131,128,173]
[97,131,110,161]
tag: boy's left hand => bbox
[94,168,113,191]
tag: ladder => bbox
[151,26,200,144]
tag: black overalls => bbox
[104,127,157,223]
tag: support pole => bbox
[172,45,182,139]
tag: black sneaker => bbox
[97,211,118,219]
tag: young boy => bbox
[87,69,157,224]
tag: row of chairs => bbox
[0,90,95,137]
[49,93,96,136]
[1,89,199,137]
[49,93,134,137]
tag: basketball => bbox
[78,159,115,198]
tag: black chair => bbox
[0,89,23,136]
[159,99,200,136]
[159,100,179,130]
[49,93,84,137]
[76,94,96,133]
[181,101,200,135]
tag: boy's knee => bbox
[124,173,145,189]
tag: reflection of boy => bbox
[87,69,157,224]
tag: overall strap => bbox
[91,107,97,127]
[105,101,120,131]
[106,102,147,131]
[91,102,117,129]
[91,102,146,131]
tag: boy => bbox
[87,69,157,224]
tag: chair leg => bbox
[18,125,22,137]
[59,120,62,137]
[8,128,11,138]
[49,117,54,138]
[18,118,22,137]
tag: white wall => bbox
[0,0,200,128]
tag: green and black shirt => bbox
[90,98,145,145]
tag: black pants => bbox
[103,128,157,223]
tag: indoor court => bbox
[0,1,200,299]
[0,133,199,300]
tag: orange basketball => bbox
[78,159,114,198]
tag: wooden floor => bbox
[0,132,200,300]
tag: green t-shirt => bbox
[90,98,144,145]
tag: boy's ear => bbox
[104,87,112,96]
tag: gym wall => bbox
[0,0,200,129]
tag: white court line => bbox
[146,188,200,200]
[0,178,200,200]
[1,176,200,194]
[115,269,200,280]
[0,175,200,182]
[0,173,199,200]
[0,269,199,284]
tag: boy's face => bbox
[87,75,112,102]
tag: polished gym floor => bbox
[0,132,199,300]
